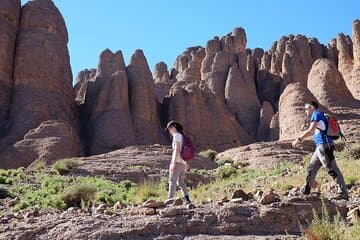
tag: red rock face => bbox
[256,101,275,141]
[75,49,137,155]
[337,20,360,99]
[278,82,329,141]
[0,0,82,168]
[225,62,261,138]
[308,58,357,110]
[0,0,20,127]
[1,0,359,165]
[127,49,164,145]
[168,86,253,152]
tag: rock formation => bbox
[279,83,322,140]
[0,0,359,168]
[126,49,164,145]
[74,49,136,155]
[307,58,357,110]
[168,86,253,151]
[153,62,176,103]
[225,63,261,138]
[337,20,360,99]
[256,101,275,141]
[0,0,20,131]
[174,47,205,84]
[201,28,247,99]
[0,0,82,168]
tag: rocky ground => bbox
[1,139,360,239]
[0,184,359,240]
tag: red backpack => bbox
[181,135,195,161]
[325,114,345,140]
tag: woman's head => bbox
[166,120,183,135]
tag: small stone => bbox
[142,199,165,208]
[104,210,113,215]
[187,203,196,209]
[113,201,126,210]
[128,207,142,216]
[347,207,360,223]
[259,190,280,205]
[230,198,243,204]
[173,198,183,206]
[247,192,254,200]
[95,204,107,214]
[201,198,213,204]
[231,189,249,200]
[143,208,157,216]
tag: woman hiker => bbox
[165,120,191,205]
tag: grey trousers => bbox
[305,144,347,193]
[168,162,189,199]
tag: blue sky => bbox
[21,1,359,82]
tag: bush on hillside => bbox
[216,165,237,179]
[53,159,82,175]
[349,144,360,160]
[199,149,218,161]
[60,183,96,208]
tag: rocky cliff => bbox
[0,0,359,168]
[0,0,82,168]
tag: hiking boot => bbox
[184,195,191,205]
[300,185,311,195]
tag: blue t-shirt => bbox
[310,110,333,146]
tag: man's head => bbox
[304,101,318,117]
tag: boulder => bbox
[279,82,324,140]
[307,58,357,109]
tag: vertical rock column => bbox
[81,49,136,155]
[0,0,20,127]
[0,0,82,168]
[127,49,163,144]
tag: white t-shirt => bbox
[172,133,185,165]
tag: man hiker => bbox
[292,101,348,200]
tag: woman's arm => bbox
[170,140,181,170]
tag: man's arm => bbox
[292,121,318,148]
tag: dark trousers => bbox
[305,144,347,193]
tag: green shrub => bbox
[0,168,25,184]
[199,149,218,161]
[349,144,360,160]
[216,165,237,179]
[10,174,139,211]
[135,180,167,202]
[334,141,346,152]
[304,204,344,240]
[53,159,83,175]
[215,157,234,166]
[345,176,358,186]
[349,220,360,239]
[233,161,250,169]
[60,183,96,208]
[0,187,11,199]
